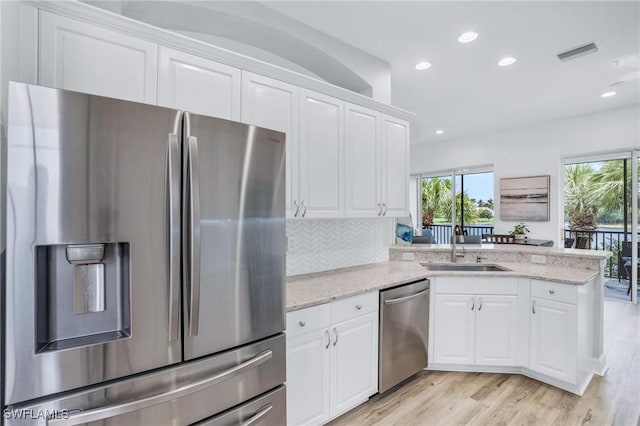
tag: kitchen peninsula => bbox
[285,243,611,426]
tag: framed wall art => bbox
[500,175,550,221]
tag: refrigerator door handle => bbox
[167,133,181,342]
[47,349,273,426]
[187,135,201,337]
[239,403,273,426]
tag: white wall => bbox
[410,105,640,242]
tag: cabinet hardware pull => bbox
[355,304,362,310]
[478,297,483,311]
[294,200,299,218]
[532,300,536,314]
[377,203,382,216]
[382,203,388,216]
[325,330,330,349]
[299,321,305,327]
[332,328,338,346]
[301,200,307,217]
[471,297,475,311]
[549,289,555,294]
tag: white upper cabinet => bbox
[39,11,157,103]
[299,89,344,218]
[241,72,299,218]
[380,115,410,217]
[158,47,241,120]
[344,103,380,217]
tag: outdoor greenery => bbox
[421,177,494,226]
[564,160,639,226]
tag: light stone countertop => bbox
[390,243,612,259]
[286,259,601,311]
[286,261,429,311]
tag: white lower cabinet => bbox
[475,295,519,366]
[286,293,378,426]
[287,329,331,426]
[433,294,476,364]
[529,280,578,384]
[432,277,519,367]
[433,293,518,366]
[430,277,590,394]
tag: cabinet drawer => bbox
[434,277,518,295]
[331,292,378,324]
[531,280,577,305]
[286,303,331,337]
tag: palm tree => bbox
[590,159,639,217]
[439,191,480,224]
[564,163,596,219]
[421,177,450,227]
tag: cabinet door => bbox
[39,11,158,103]
[344,103,380,217]
[433,294,476,365]
[530,297,577,384]
[286,330,331,426]
[331,312,378,419]
[299,89,344,218]
[241,72,299,218]
[158,47,240,119]
[380,115,409,217]
[475,295,518,366]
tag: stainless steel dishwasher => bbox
[379,279,429,393]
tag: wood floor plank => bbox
[329,299,640,426]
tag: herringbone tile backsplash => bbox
[286,218,390,276]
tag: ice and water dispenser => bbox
[35,242,131,352]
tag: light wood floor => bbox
[330,299,640,426]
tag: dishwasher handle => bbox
[384,289,428,305]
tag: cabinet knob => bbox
[355,305,362,310]
[549,289,555,294]
[299,321,306,327]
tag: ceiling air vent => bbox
[557,42,598,61]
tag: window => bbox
[563,151,639,303]
[410,166,494,243]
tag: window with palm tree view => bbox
[415,170,494,244]
[564,157,638,302]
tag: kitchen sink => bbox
[421,263,512,272]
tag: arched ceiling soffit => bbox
[121,1,372,94]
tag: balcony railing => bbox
[425,224,494,246]
[563,228,638,279]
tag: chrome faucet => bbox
[450,169,465,263]
[452,243,465,262]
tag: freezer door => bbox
[4,335,285,426]
[182,112,285,360]
[4,83,182,404]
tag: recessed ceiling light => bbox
[458,32,478,43]
[435,129,444,134]
[601,91,616,98]
[415,61,432,70]
[498,57,517,66]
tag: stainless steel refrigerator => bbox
[2,82,286,425]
